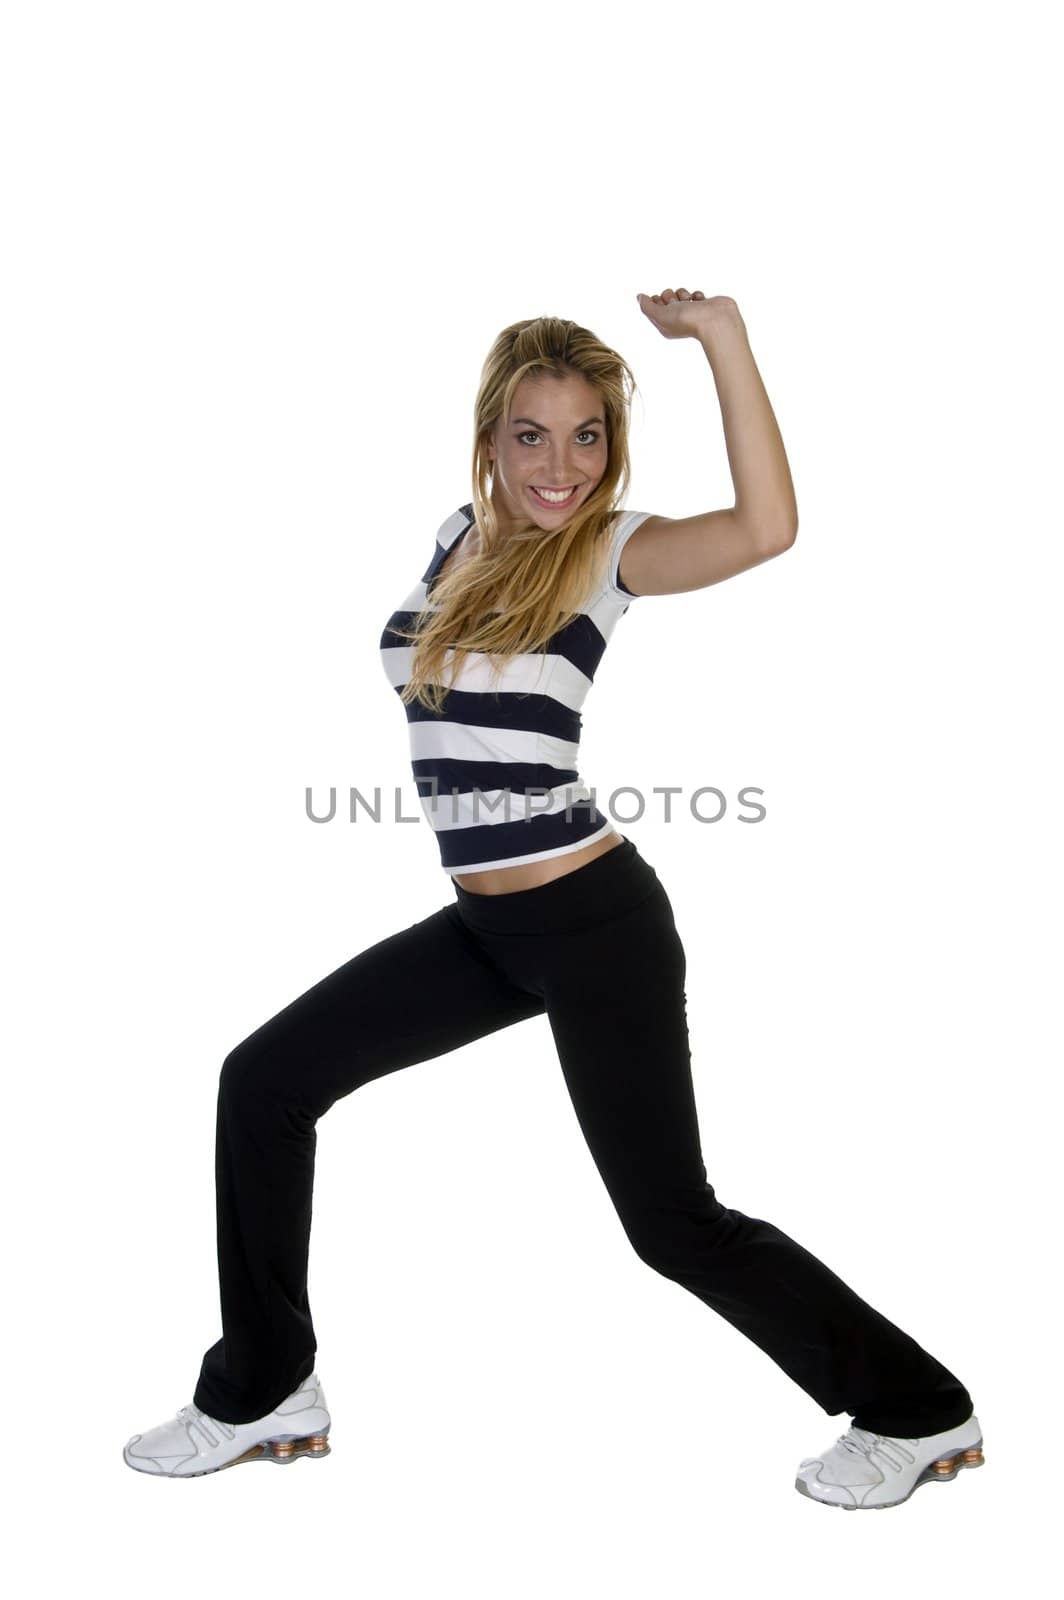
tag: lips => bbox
[529,485,579,508]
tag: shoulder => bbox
[436,504,475,549]
[604,509,658,603]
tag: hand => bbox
[636,287,746,344]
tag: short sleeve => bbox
[605,510,654,604]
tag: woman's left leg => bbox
[536,873,973,1438]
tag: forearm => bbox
[699,311,798,543]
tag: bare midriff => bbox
[452,829,626,895]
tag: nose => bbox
[541,450,580,484]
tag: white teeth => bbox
[532,486,576,503]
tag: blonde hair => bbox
[394,315,637,715]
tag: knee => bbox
[218,1032,331,1124]
[626,1224,684,1276]
[218,1043,249,1110]
[218,1034,279,1106]
[620,1189,734,1274]
[616,1205,673,1271]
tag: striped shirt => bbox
[379,504,652,875]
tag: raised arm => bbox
[621,290,798,597]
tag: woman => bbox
[123,289,983,1509]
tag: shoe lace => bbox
[837,1425,917,1474]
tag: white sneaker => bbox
[123,1372,332,1477]
[795,1413,984,1509]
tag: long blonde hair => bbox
[394,315,638,715]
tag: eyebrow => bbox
[511,416,605,432]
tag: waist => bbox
[451,835,660,937]
[452,829,624,894]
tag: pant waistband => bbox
[451,836,660,937]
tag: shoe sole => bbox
[125,1431,331,1478]
[794,1439,984,1510]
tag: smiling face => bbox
[486,371,610,535]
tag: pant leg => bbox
[538,879,974,1437]
[193,902,545,1423]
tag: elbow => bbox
[758,514,798,556]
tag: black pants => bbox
[193,836,973,1436]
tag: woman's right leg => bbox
[192,902,545,1423]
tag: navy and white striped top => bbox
[379,504,653,875]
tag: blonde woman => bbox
[123,289,983,1510]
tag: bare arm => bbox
[621,290,798,597]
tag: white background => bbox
[3,0,1060,1592]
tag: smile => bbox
[530,485,579,508]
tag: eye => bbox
[517,430,601,445]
